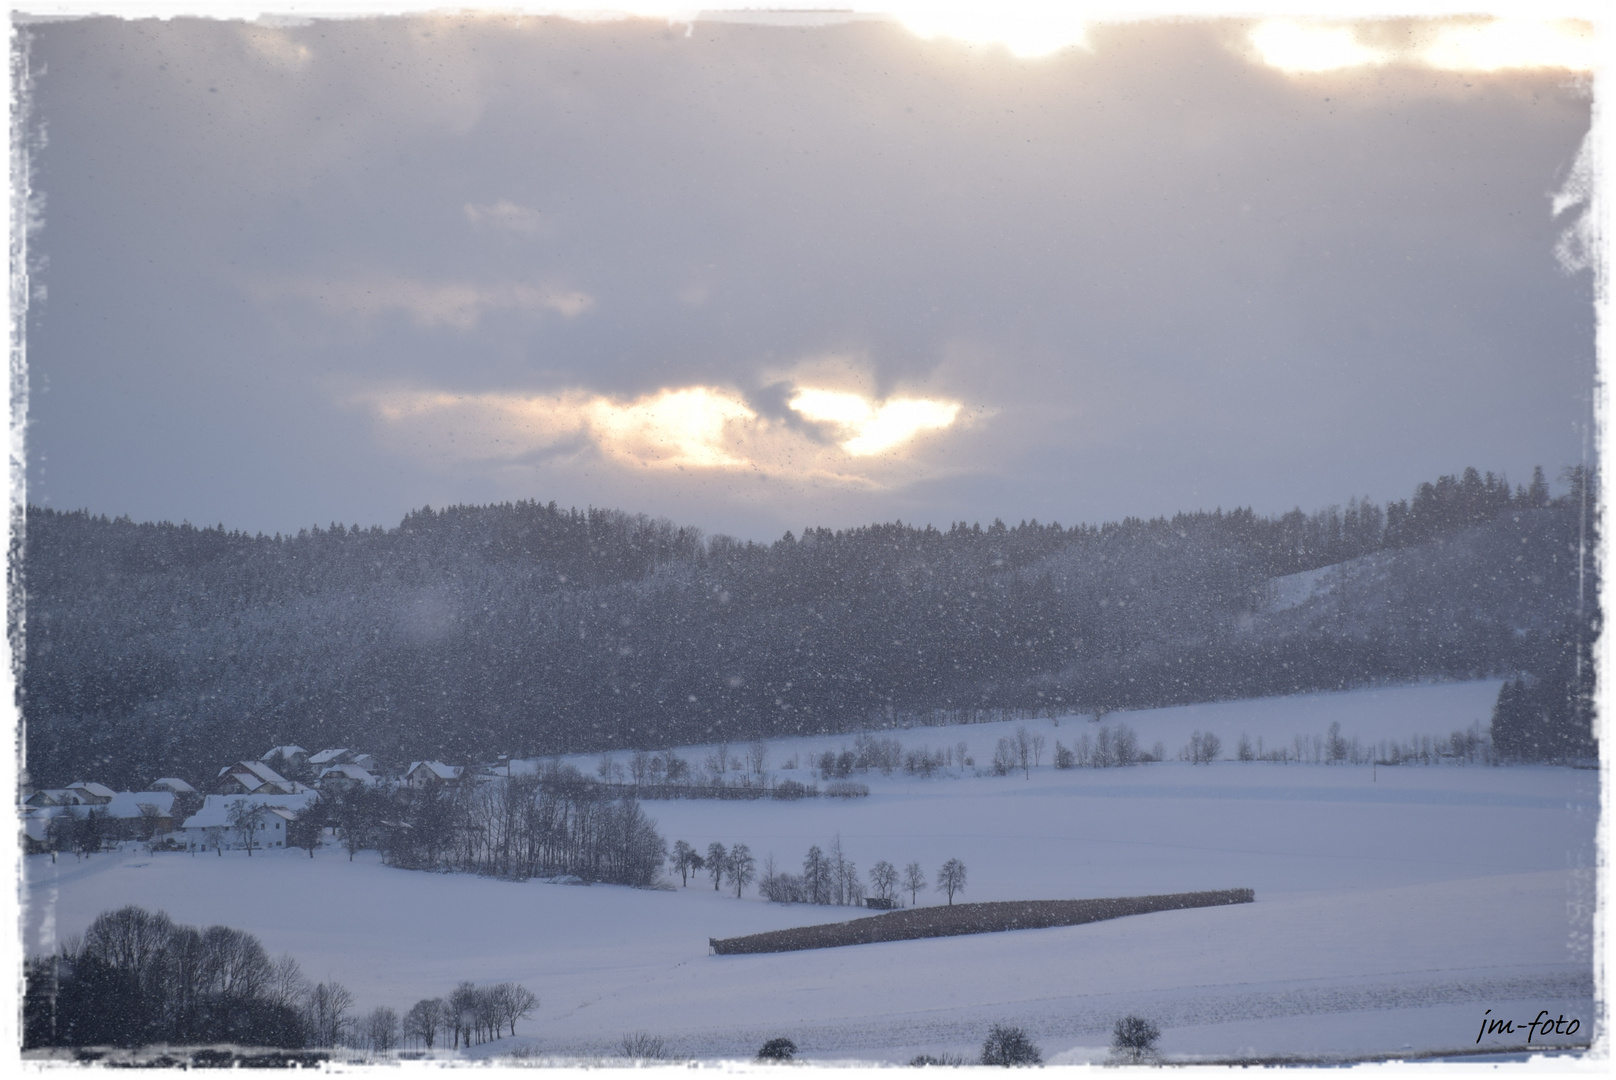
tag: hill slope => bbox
[19,468,1591,787]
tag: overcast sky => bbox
[19,11,1597,542]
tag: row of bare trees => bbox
[1052,724,1147,768]
[401,981,539,1050]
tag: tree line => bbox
[21,466,1593,787]
[667,834,965,908]
[27,905,335,1049]
[24,905,540,1053]
[315,767,667,886]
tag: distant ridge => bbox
[22,466,1591,788]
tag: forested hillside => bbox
[19,467,1594,787]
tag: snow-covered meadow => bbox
[24,681,1599,1063]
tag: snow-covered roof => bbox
[319,764,376,784]
[308,748,352,765]
[104,791,176,819]
[68,782,117,801]
[180,791,318,830]
[240,760,290,786]
[152,777,196,794]
[261,744,308,761]
[406,761,462,781]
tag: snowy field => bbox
[24,681,1600,1063]
[554,678,1509,783]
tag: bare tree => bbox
[494,983,539,1036]
[804,845,829,905]
[1013,726,1033,777]
[706,842,728,890]
[472,986,500,1044]
[287,808,322,858]
[629,749,651,785]
[227,801,266,856]
[828,835,850,905]
[404,997,448,1049]
[671,840,697,886]
[1031,733,1047,768]
[936,858,967,905]
[868,860,899,902]
[136,802,163,842]
[622,1032,669,1060]
[266,953,311,1013]
[448,981,479,1048]
[664,753,689,785]
[902,861,928,906]
[1111,1016,1161,1063]
[364,1006,400,1054]
[200,924,271,1001]
[992,737,1017,776]
[981,1024,1042,1065]
[838,856,860,906]
[727,843,756,897]
[81,905,174,976]
[1185,730,1222,764]
[304,981,356,1047]
[747,740,770,778]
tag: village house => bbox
[317,763,377,794]
[151,777,197,796]
[404,760,464,790]
[66,782,117,805]
[260,745,309,774]
[23,789,180,848]
[214,759,305,796]
[306,748,355,770]
[23,788,87,808]
[347,752,391,777]
[179,791,319,852]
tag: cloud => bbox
[889,8,1091,59]
[257,275,593,329]
[357,379,968,487]
[1246,17,1596,76]
[1551,130,1595,276]
[463,199,548,236]
[1422,19,1596,72]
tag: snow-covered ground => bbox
[556,679,1507,786]
[24,681,1598,1063]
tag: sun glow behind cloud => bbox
[788,388,962,457]
[1249,20,1390,73]
[361,381,965,485]
[887,6,1092,59]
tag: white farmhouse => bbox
[179,791,318,852]
[404,761,463,790]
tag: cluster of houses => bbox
[22,746,472,855]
